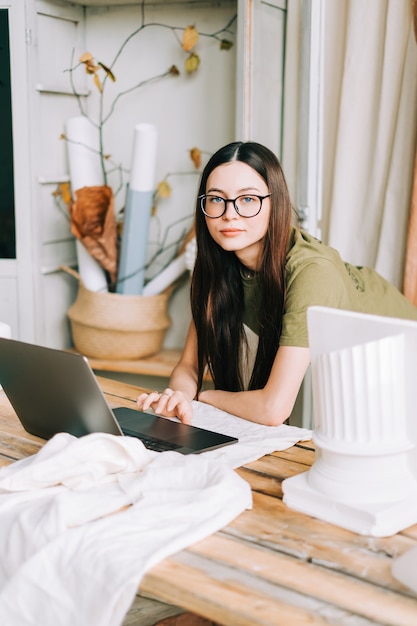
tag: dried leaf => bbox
[98,61,116,82]
[85,62,99,74]
[59,133,66,140]
[156,180,172,199]
[169,65,180,76]
[182,25,199,52]
[189,147,201,169]
[220,39,234,51]
[93,73,103,93]
[79,52,94,63]
[59,182,72,205]
[52,183,72,208]
[185,52,200,74]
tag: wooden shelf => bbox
[80,348,212,382]
[84,348,182,378]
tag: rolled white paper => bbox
[65,115,108,292]
[129,123,158,192]
[65,116,104,190]
[142,254,187,296]
[184,237,197,271]
[0,321,11,339]
[76,241,109,293]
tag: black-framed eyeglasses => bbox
[198,193,271,219]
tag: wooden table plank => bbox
[187,534,417,626]
[273,442,315,465]
[236,449,312,498]
[227,492,416,590]
[0,431,42,462]
[141,557,335,626]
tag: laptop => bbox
[0,337,238,454]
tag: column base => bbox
[282,471,417,537]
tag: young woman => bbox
[137,141,417,426]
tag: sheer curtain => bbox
[320,0,417,288]
[403,0,417,303]
[283,0,417,429]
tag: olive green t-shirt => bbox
[243,227,417,348]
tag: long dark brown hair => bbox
[191,141,292,395]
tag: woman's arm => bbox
[138,323,310,426]
[199,345,310,426]
[136,322,199,424]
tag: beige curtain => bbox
[403,0,417,304]
[320,0,417,288]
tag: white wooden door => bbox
[0,0,31,340]
[0,0,84,345]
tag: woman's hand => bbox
[136,388,193,424]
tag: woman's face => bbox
[204,161,271,270]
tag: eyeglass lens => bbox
[201,194,264,218]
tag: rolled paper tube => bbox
[0,322,11,339]
[116,123,158,294]
[116,188,154,294]
[184,237,197,271]
[142,254,188,296]
[65,115,108,292]
[75,241,109,293]
[129,123,158,192]
[65,116,104,190]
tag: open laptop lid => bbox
[0,338,238,454]
[0,337,122,440]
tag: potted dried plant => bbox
[55,10,236,359]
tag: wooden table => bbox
[1,377,417,626]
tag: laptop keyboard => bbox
[122,428,182,452]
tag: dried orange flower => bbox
[60,182,72,205]
[79,52,99,74]
[78,52,115,93]
[182,25,199,52]
[189,147,201,169]
[185,52,200,74]
[156,180,172,199]
[79,51,94,63]
[93,74,103,93]
[52,183,72,208]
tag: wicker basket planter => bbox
[63,267,171,360]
